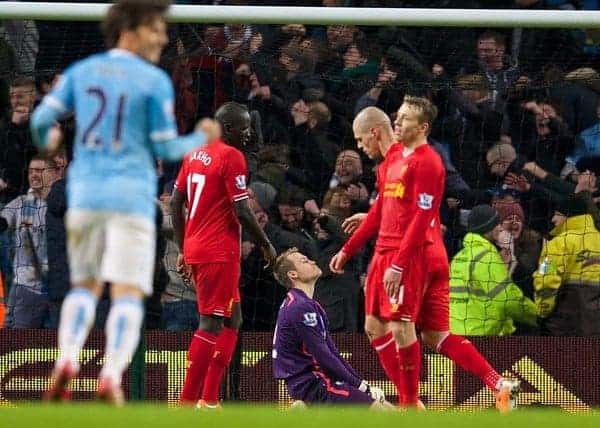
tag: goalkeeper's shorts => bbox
[288,372,373,405]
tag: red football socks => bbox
[179,329,217,404]
[397,340,421,406]
[372,332,401,400]
[438,333,501,390]
[201,327,239,404]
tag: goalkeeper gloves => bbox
[358,380,386,403]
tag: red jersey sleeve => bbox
[390,151,445,271]
[342,195,381,258]
[223,148,249,203]
[174,155,189,197]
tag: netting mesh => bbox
[0,5,599,406]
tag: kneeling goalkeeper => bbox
[272,248,389,408]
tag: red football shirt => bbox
[174,139,249,264]
[343,142,445,270]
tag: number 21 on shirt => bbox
[82,86,126,151]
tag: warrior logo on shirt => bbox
[235,175,247,190]
[303,312,318,327]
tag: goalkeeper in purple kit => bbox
[272,248,390,408]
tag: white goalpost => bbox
[0,2,600,28]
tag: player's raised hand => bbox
[262,242,277,269]
[383,267,403,301]
[341,213,367,235]
[196,118,221,143]
[329,250,348,274]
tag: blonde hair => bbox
[402,95,438,129]
[273,247,300,289]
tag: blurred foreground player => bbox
[331,102,519,412]
[273,248,391,409]
[31,0,218,404]
[172,102,277,408]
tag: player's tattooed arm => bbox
[234,198,277,267]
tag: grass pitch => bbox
[2,404,599,428]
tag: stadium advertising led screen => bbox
[0,331,595,411]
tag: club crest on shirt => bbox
[303,312,318,327]
[235,175,247,190]
[417,192,433,210]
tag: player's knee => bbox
[198,315,223,336]
[364,317,386,342]
[419,331,438,349]
[110,283,145,300]
[390,322,417,346]
[72,281,104,299]
[364,321,375,342]
[420,330,449,351]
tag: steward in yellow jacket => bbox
[533,204,600,336]
[450,205,538,336]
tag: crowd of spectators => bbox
[0,0,599,336]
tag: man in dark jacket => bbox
[0,77,38,204]
[45,175,68,328]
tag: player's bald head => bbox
[215,102,249,126]
[215,102,251,147]
[353,107,391,133]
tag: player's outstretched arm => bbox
[295,311,361,388]
[329,250,349,274]
[30,107,63,154]
[151,119,220,162]
[333,194,382,272]
[341,212,367,235]
[234,198,277,267]
[170,189,186,253]
[31,73,73,153]
[149,72,220,161]
[325,335,360,380]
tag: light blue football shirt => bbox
[31,49,206,220]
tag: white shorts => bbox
[66,209,156,296]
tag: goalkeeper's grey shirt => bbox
[1,189,48,293]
